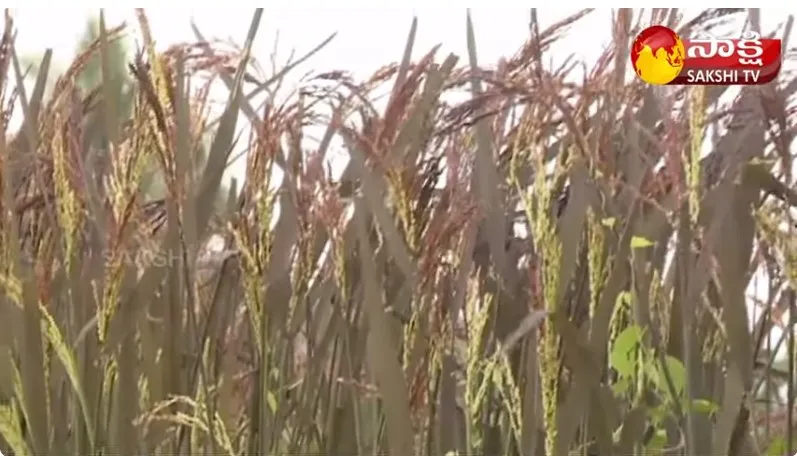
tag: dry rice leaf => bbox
[353,194,414,456]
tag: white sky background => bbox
[8,8,797,363]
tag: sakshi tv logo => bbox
[630,25,782,86]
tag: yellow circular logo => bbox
[630,25,685,85]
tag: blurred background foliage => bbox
[20,15,223,202]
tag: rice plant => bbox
[0,7,795,456]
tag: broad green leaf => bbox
[611,377,629,396]
[655,355,687,398]
[690,398,719,415]
[609,325,643,378]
